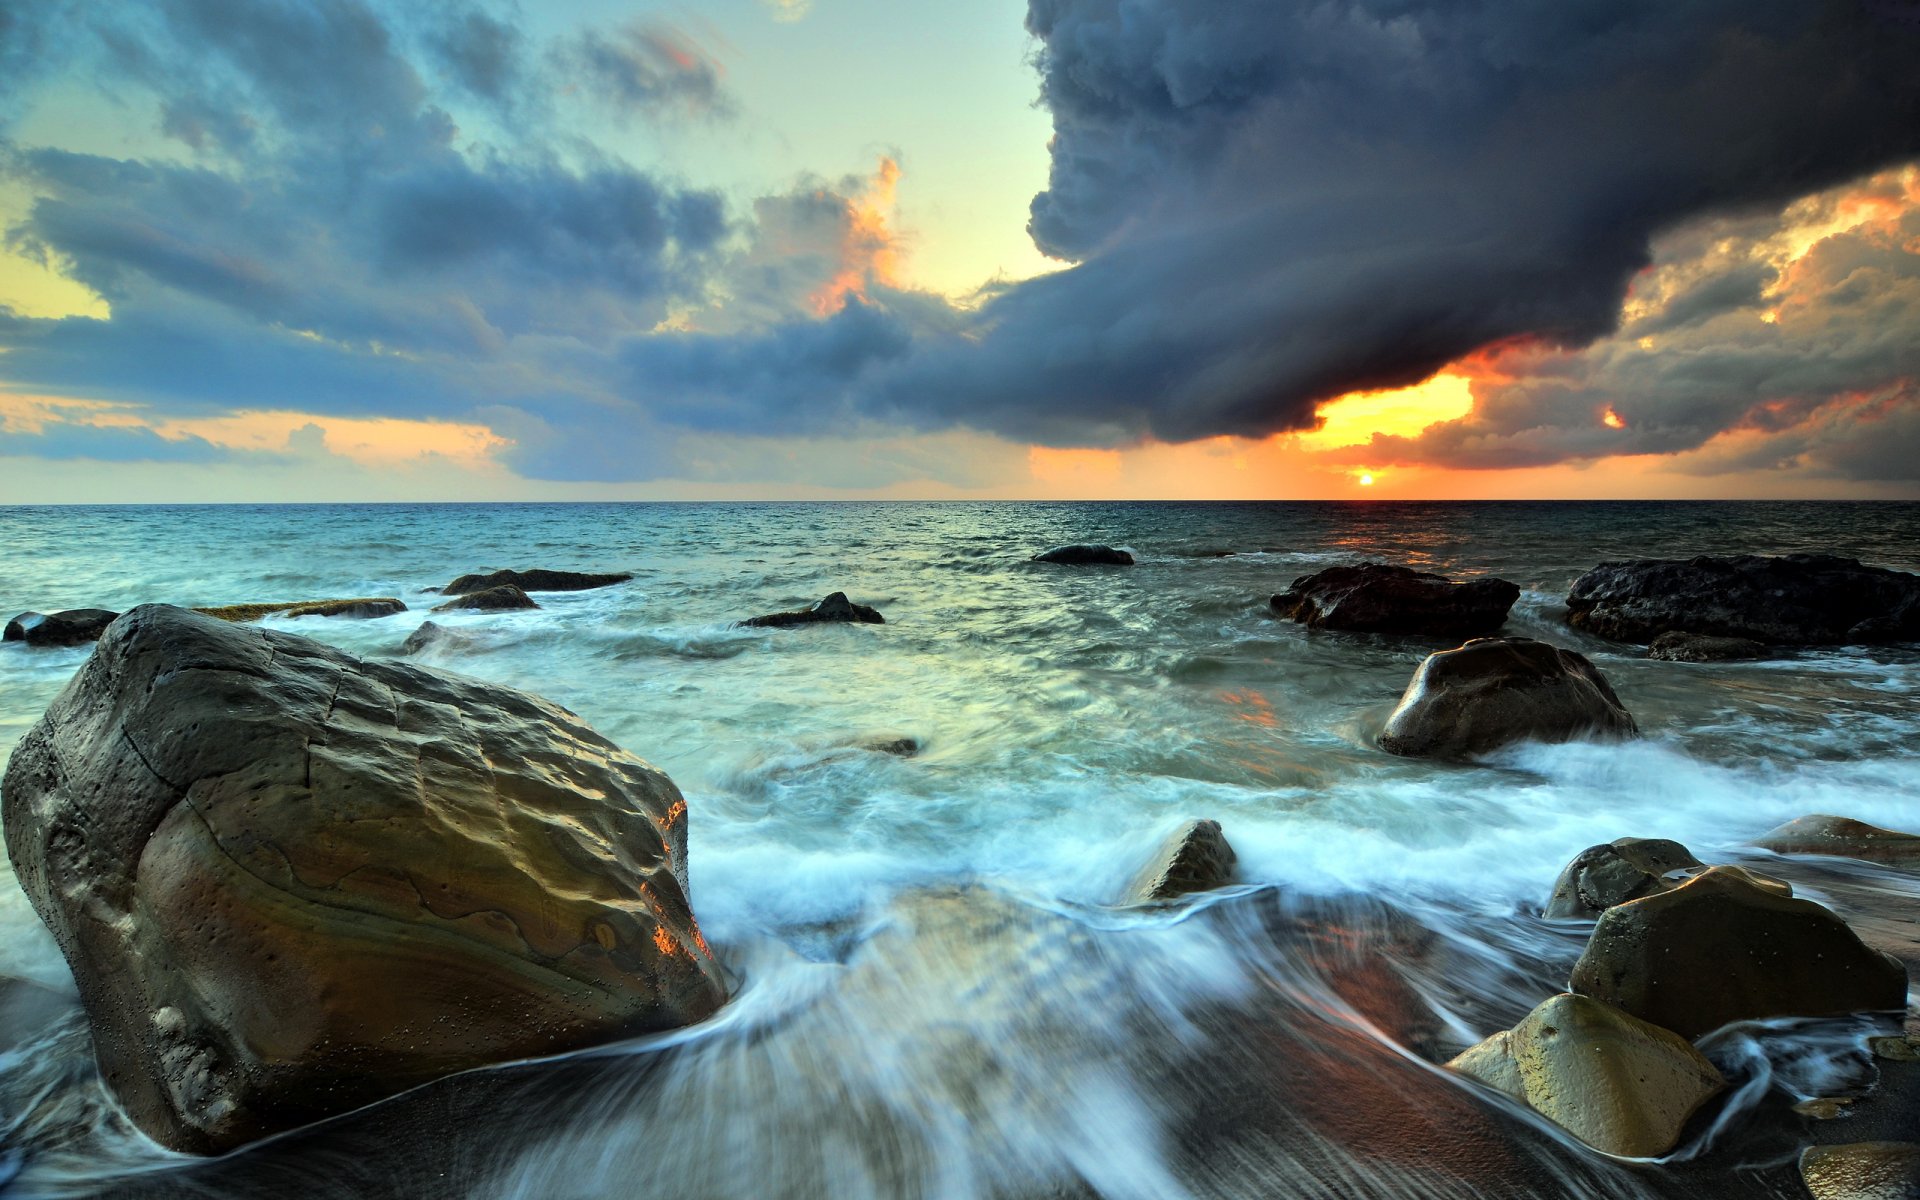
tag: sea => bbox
[2,500,1919,1199]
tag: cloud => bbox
[559,22,731,120]
[760,0,812,23]
[0,420,239,464]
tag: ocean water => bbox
[3,500,1919,1198]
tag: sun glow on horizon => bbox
[1295,373,1476,450]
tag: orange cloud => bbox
[809,156,905,316]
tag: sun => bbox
[1358,473,1375,487]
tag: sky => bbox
[1,0,1918,502]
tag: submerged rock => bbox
[1378,637,1636,759]
[1448,993,1724,1159]
[1566,554,1920,645]
[740,591,884,628]
[3,609,120,647]
[1570,866,1907,1039]
[1031,545,1134,566]
[440,569,632,596]
[0,604,725,1154]
[194,598,406,622]
[863,736,920,758]
[1799,1142,1920,1199]
[1645,631,1770,662]
[1124,819,1238,904]
[1544,838,1703,920]
[432,584,539,613]
[1270,562,1519,637]
[398,620,476,656]
[1753,815,1920,868]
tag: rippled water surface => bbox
[3,501,1919,1198]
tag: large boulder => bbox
[1448,993,1725,1158]
[740,591,884,628]
[440,569,632,596]
[1377,637,1636,759]
[1570,866,1907,1039]
[432,584,539,613]
[1270,563,1519,636]
[1753,815,1920,868]
[1645,631,1770,662]
[1,605,726,1154]
[194,598,406,622]
[1031,545,1134,566]
[1544,838,1703,919]
[1123,819,1238,904]
[1566,554,1920,645]
[4,609,120,647]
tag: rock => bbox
[1447,992,1725,1158]
[1031,545,1134,566]
[399,621,475,656]
[3,609,120,647]
[1124,819,1238,904]
[1798,1097,1857,1121]
[1753,815,1920,867]
[441,569,633,596]
[1378,637,1637,759]
[1,604,726,1154]
[740,591,884,628]
[1566,554,1920,645]
[1270,562,1520,637]
[1569,866,1907,1039]
[863,736,919,758]
[1799,1142,1920,1199]
[1544,838,1704,919]
[432,584,539,613]
[194,598,407,622]
[1646,631,1770,662]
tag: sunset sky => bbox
[2,0,1918,501]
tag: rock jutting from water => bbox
[0,604,726,1154]
[1447,992,1725,1158]
[1377,636,1637,759]
[439,569,633,596]
[1566,554,1920,645]
[740,591,885,628]
[431,584,540,613]
[1270,562,1520,636]
[193,598,407,622]
[4,609,121,647]
[1753,815,1920,868]
[1544,838,1705,920]
[1030,545,1134,565]
[1645,631,1770,662]
[1798,1142,1920,1199]
[1123,819,1238,904]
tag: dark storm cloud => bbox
[426,8,524,102]
[559,23,731,121]
[0,422,240,464]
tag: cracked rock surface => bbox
[1,605,726,1155]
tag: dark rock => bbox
[1753,815,1920,867]
[1125,819,1238,903]
[1569,866,1907,1039]
[1,604,725,1154]
[740,591,884,628]
[1378,637,1636,759]
[864,736,919,758]
[399,621,475,656]
[1271,562,1519,636]
[194,598,407,622]
[3,609,120,647]
[1566,554,1920,645]
[432,585,539,613]
[441,569,632,596]
[1031,545,1134,566]
[1544,838,1704,919]
[1646,631,1770,662]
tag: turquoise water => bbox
[4,501,1919,1197]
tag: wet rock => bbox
[398,621,476,656]
[194,598,406,622]
[1544,838,1703,919]
[1870,1036,1920,1063]
[1799,1142,1920,1199]
[1646,631,1770,662]
[863,736,919,758]
[1753,815,1920,868]
[1270,562,1519,637]
[1448,992,1725,1158]
[740,591,884,628]
[1031,545,1134,566]
[1566,554,1920,645]
[1,604,725,1154]
[3,609,120,647]
[1569,866,1907,1039]
[1124,819,1238,904]
[1378,637,1636,759]
[441,569,632,596]
[432,584,539,613]
[1797,1097,1856,1121]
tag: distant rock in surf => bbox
[432,584,539,613]
[399,620,478,656]
[1753,814,1920,868]
[3,609,120,647]
[863,735,919,757]
[0,604,726,1154]
[1645,630,1770,662]
[194,598,406,622]
[740,591,884,628]
[1031,545,1134,566]
[1271,562,1518,636]
[1544,837,1703,920]
[439,569,632,596]
[1378,636,1636,759]
[1124,819,1237,904]
[1569,866,1907,1039]
[1567,554,1920,645]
